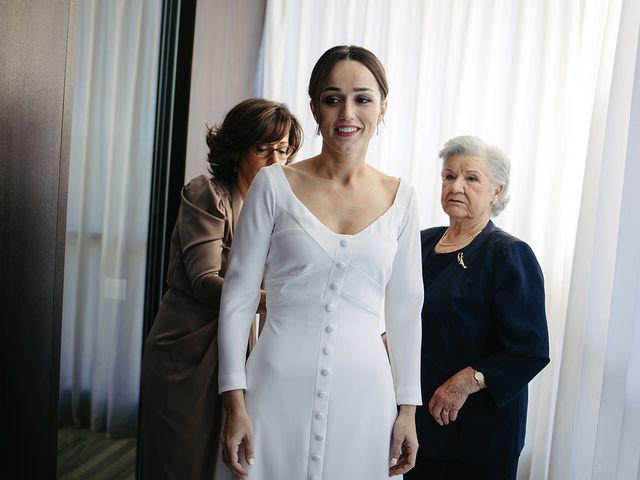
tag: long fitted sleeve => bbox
[472,240,550,407]
[217,169,275,392]
[385,188,424,405]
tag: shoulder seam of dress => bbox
[181,176,228,218]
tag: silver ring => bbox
[442,410,449,416]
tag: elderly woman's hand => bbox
[428,366,480,426]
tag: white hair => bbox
[438,135,511,217]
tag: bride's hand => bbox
[388,405,418,476]
[221,390,254,478]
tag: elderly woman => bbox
[140,98,302,480]
[406,136,549,480]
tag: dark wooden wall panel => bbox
[0,0,74,477]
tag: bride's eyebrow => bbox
[322,86,342,93]
[322,86,374,93]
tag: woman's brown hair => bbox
[206,98,303,181]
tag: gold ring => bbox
[442,410,449,416]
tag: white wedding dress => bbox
[216,164,423,480]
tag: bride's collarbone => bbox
[283,166,399,235]
[304,191,394,235]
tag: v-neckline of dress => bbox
[273,164,403,239]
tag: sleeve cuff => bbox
[218,373,247,394]
[395,387,422,406]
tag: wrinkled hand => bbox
[221,392,254,478]
[388,405,418,476]
[428,366,479,426]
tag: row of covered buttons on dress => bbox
[306,237,352,480]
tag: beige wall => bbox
[184,0,266,182]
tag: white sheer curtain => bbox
[261,0,639,478]
[58,0,162,437]
[550,0,640,478]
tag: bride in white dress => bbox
[216,45,424,480]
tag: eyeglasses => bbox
[254,144,294,159]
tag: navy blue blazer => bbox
[413,221,549,465]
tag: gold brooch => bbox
[457,252,467,269]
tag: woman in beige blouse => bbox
[140,98,303,480]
